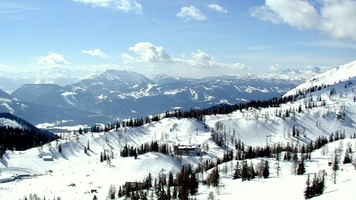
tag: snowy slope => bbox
[285,60,356,97]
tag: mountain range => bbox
[0,67,321,126]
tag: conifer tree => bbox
[291,152,298,176]
[249,161,256,179]
[304,174,311,199]
[263,160,269,178]
[343,149,352,164]
[108,184,116,199]
[241,160,249,181]
[212,166,220,187]
[58,143,62,153]
[172,186,177,199]
[331,149,339,184]
[275,161,281,178]
[297,158,306,175]
[188,172,198,196]
[100,152,104,162]
[233,161,241,179]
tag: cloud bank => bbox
[250,0,356,40]
[124,42,247,70]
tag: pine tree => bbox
[343,149,352,164]
[189,172,198,196]
[155,172,166,200]
[275,161,281,178]
[241,160,249,181]
[263,160,269,178]
[58,143,62,153]
[315,170,325,196]
[207,191,215,200]
[108,184,116,199]
[212,166,220,187]
[331,149,339,184]
[172,186,177,199]
[249,161,256,179]
[233,161,242,179]
[100,152,104,162]
[297,158,306,175]
[291,152,298,176]
[304,174,311,199]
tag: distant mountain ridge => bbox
[8,69,305,125]
[1,61,346,126]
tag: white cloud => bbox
[82,49,108,58]
[250,0,356,40]
[128,42,173,63]
[207,4,227,13]
[74,0,142,14]
[113,0,142,14]
[126,42,248,70]
[121,52,136,64]
[269,64,280,71]
[187,50,247,69]
[37,52,69,65]
[176,6,207,21]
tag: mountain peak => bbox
[91,69,152,85]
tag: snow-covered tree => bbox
[107,184,116,199]
[233,161,241,179]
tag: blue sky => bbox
[0,0,355,77]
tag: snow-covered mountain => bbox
[71,69,153,95]
[1,60,356,199]
[0,87,112,125]
[285,60,356,97]
[9,69,311,125]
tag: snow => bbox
[61,91,77,96]
[0,118,21,128]
[285,60,356,97]
[1,61,356,199]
